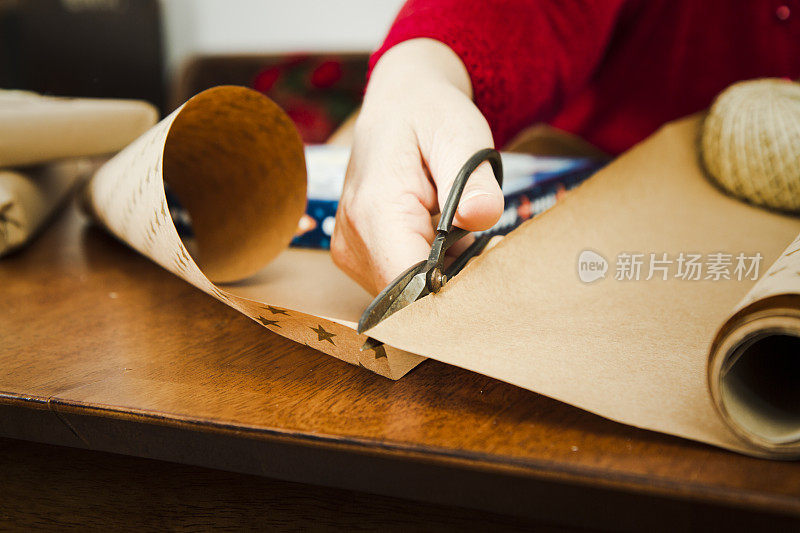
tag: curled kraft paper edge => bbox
[84,86,424,380]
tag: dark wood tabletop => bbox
[2,203,800,530]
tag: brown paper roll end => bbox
[709,300,800,459]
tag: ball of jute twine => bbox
[701,78,800,213]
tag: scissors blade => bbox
[357,260,428,334]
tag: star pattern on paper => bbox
[265,305,289,316]
[310,324,336,345]
[257,316,280,328]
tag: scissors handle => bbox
[425,148,503,292]
[436,148,504,233]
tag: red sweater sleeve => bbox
[370,0,627,147]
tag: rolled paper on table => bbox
[701,78,800,457]
[0,90,158,167]
[0,160,93,257]
[0,90,157,256]
[708,232,800,458]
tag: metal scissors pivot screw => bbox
[357,148,503,334]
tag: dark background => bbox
[0,0,165,111]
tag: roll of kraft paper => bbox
[0,160,94,256]
[0,90,158,167]
[0,90,158,257]
[701,79,800,458]
[709,233,800,458]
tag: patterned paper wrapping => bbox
[85,86,424,380]
[709,232,800,457]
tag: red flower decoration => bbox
[253,67,281,94]
[286,100,335,143]
[310,60,343,89]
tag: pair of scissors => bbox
[357,148,503,335]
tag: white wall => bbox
[160,0,405,78]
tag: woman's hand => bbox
[332,38,503,295]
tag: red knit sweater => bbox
[370,0,800,154]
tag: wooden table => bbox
[2,204,800,531]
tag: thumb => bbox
[421,104,504,232]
